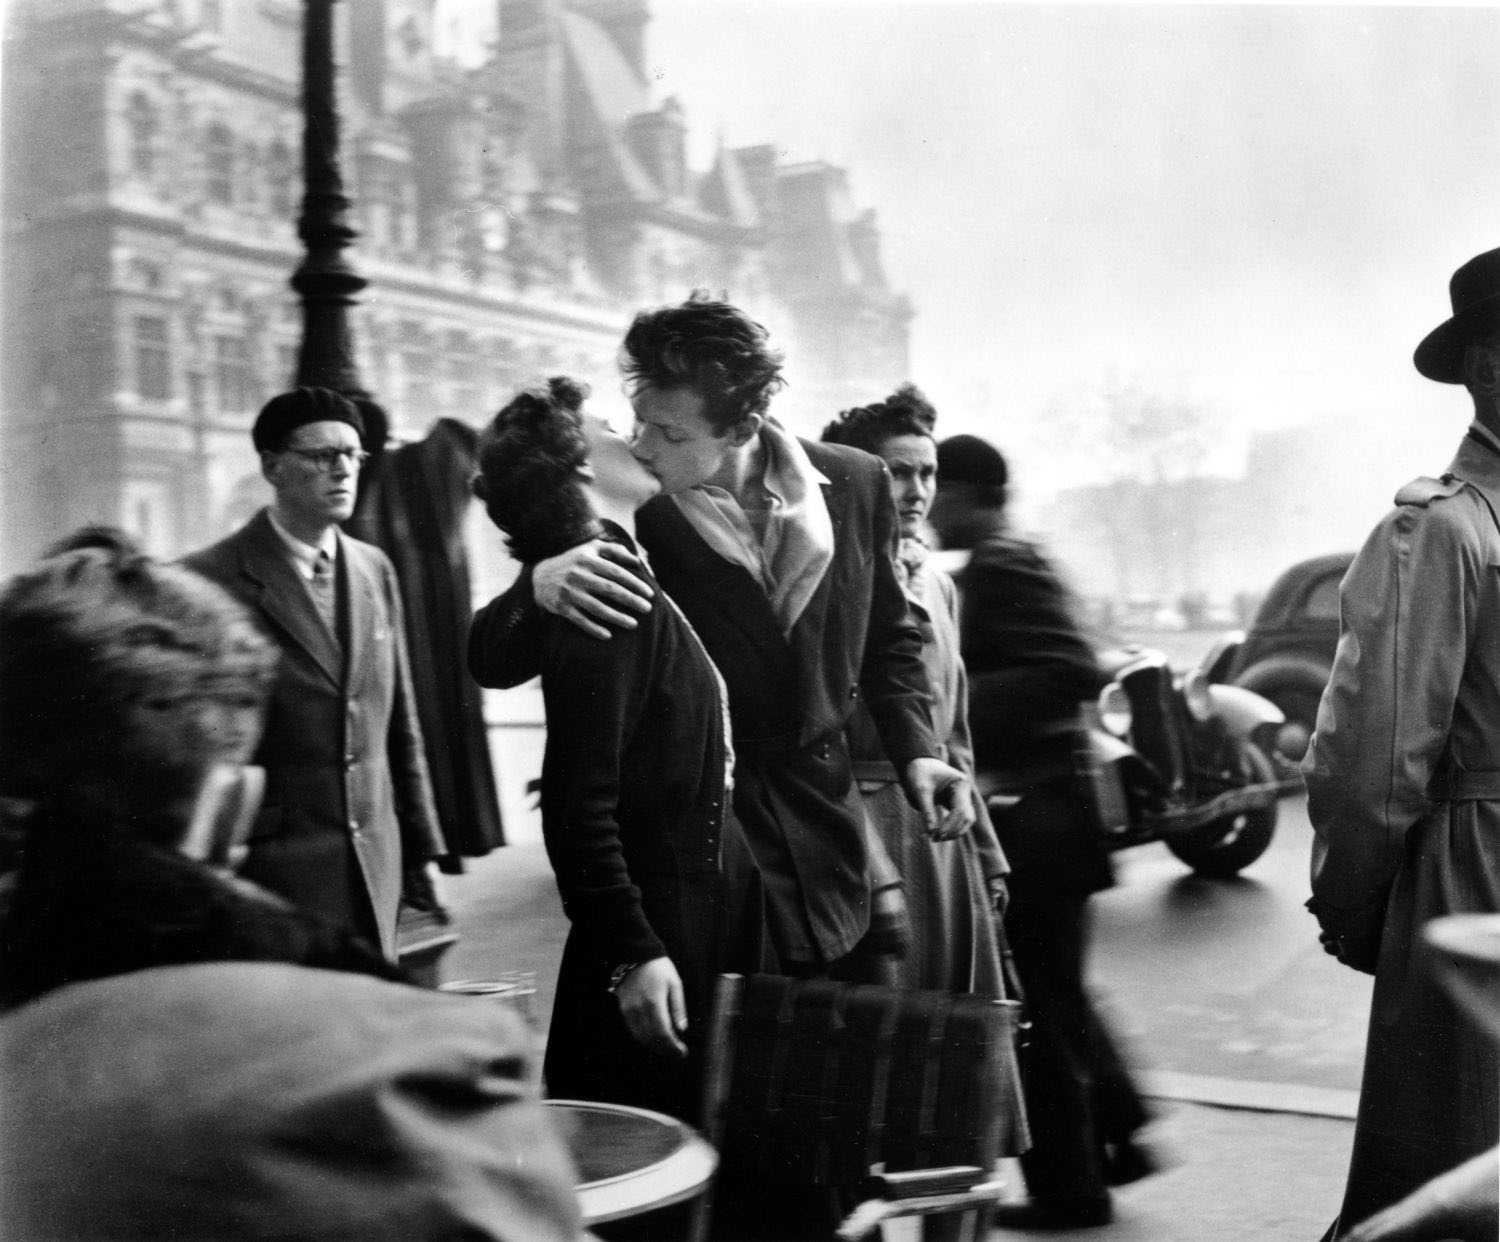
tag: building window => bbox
[125,93,158,180]
[205,123,234,205]
[403,348,434,417]
[187,370,207,416]
[213,335,254,415]
[445,335,480,418]
[133,315,172,400]
[267,140,295,219]
[276,342,298,388]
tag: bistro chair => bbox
[689,972,1029,1242]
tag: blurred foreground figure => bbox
[1304,247,1500,1238]
[0,532,403,1009]
[0,962,583,1241]
[930,436,1154,1231]
[186,387,446,960]
[821,386,1010,995]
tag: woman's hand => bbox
[614,957,689,1059]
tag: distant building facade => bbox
[1,0,912,565]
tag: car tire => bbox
[1165,742,1278,878]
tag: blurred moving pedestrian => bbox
[469,377,767,1127]
[1304,246,1500,1239]
[468,293,972,984]
[820,385,1010,995]
[185,387,446,962]
[0,962,583,1241]
[0,531,404,1010]
[930,434,1155,1231]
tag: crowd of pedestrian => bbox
[0,261,1497,1241]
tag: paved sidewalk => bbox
[442,844,1354,1242]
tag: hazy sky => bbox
[631,1,1500,493]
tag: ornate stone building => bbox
[1,0,912,566]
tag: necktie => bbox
[309,549,338,638]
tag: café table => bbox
[544,1098,718,1226]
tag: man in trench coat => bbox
[1304,246,1500,1239]
[186,387,445,960]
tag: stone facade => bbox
[2,0,912,564]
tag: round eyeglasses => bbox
[283,446,370,472]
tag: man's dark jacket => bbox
[470,438,938,965]
[186,510,445,958]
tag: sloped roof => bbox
[699,145,760,228]
[560,8,658,202]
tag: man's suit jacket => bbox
[186,509,444,959]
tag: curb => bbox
[1141,1070,1358,1120]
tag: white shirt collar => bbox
[266,507,337,580]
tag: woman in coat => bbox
[821,385,1008,995]
[469,378,765,1125]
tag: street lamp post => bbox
[292,0,383,444]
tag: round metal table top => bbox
[544,1098,718,1225]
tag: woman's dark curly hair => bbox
[820,382,937,455]
[472,377,601,564]
[620,291,786,434]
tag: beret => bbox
[252,387,365,452]
[937,434,1008,489]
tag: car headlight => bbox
[1098,682,1132,736]
[1182,669,1213,722]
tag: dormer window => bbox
[126,93,158,180]
[205,123,234,205]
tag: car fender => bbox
[1233,653,1332,700]
[1208,683,1285,740]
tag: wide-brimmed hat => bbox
[1414,247,1500,383]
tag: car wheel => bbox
[1165,743,1278,878]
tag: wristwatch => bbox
[606,962,641,994]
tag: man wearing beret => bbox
[185,387,445,961]
[1304,248,1500,1239]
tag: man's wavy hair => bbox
[472,377,600,565]
[820,383,938,455]
[620,291,786,434]
[0,529,277,798]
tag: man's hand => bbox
[614,957,688,1059]
[987,874,1010,922]
[903,757,976,840]
[534,539,652,640]
[1340,1146,1498,1242]
[1308,897,1382,975]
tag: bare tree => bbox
[1044,373,1227,610]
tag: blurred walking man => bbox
[1304,248,1500,1239]
[930,435,1154,1230]
[186,387,445,961]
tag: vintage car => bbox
[1085,646,1285,878]
[1205,551,1354,766]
